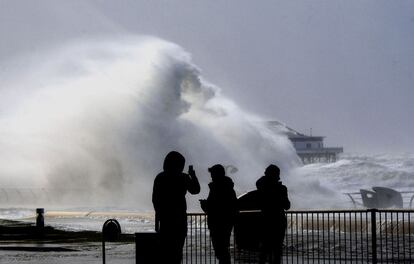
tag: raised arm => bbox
[186,167,200,194]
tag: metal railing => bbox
[184,209,414,263]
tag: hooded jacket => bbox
[256,175,290,216]
[152,151,200,233]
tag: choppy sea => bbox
[289,152,414,208]
[1,153,413,232]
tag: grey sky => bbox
[1,0,413,153]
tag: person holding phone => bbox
[152,151,200,264]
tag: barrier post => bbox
[36,208,44,228]
[102,219,121,264]
[370,209,378,264]
[102,239,106,264]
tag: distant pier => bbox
[267,121,343,164]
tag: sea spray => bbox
[0,36,413,212]
[0,36,300,209]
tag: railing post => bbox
[370,209,378,264]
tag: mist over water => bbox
[1,36,412,213]
[0,36,300,209]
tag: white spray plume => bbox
[0,36,300,209]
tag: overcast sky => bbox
[0,0,413,153]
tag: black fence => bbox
[183,209,414,263]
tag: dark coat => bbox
[152,152,200,235]
[256,175,290,218]
[204,176,238,229]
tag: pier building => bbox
[267,121,343,164]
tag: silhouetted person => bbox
[256,164,290,264]
[152,151,200,264]
[200,164,238,264]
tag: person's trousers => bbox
[158,232,186,264]
[259,218,287,264]
[210,227,232,264]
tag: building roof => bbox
[266,120,324,139]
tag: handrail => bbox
[185,208,414,264]
[188,208,414,215]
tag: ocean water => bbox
[288,152,414,209]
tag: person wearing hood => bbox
[200,164,238,264]
[152,151,200,264]
[256,164,290,264]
